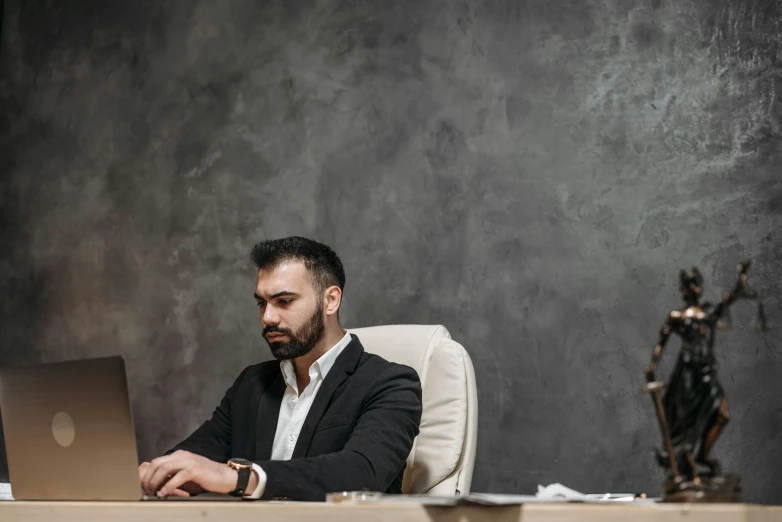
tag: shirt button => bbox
[289,434,296,442]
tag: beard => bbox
[263,302,326,361]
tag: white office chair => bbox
[347,324,478,496]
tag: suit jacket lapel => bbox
[254,371,285,461]
[291,335,364,459]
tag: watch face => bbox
[229,458,253,469]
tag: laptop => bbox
[0,355,240,501]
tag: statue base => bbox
[662,474,742,503]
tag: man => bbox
[139,237,422,500]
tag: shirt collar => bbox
[280,330,352,388]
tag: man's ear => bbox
[324,286,342,316]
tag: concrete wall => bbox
[1,0,781,502]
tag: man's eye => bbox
[279,299,292,305]
[256,302,266,308]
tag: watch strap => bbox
[230,467,251,496]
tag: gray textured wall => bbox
[1,0,781,503]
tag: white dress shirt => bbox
[244,331,352,498]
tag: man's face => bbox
[254,261,325,360]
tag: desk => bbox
[1,502,781,522]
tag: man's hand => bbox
[139,450,237,497]
[139,462,196,497]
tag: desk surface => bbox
[1,501,781,522]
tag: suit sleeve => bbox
[255,364,422,501]
[165,366,250,462]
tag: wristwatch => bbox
[227,458,253,496]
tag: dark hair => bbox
[250,236,346,295]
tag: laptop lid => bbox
[0,356,142,500]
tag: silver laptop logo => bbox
[52,411,76,447]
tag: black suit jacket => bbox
[168,335,423,501]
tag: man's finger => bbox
[140,451,200,495]
[141,462,158,495]
[158,468,197,497]
[158,488,190,497]
[147,461,183,496]
[154,487,191,498]
[141,455,174,494]
[145,458,188,496]
[141,460,165,495]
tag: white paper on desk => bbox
[0,483,13,501]
[537,484,659,503]
[357,494,460,506]
[463,484,590,505]
[463,484,658,505]
[462,493,542,505]
[536,483,588,500]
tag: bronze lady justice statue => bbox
[644,261,766,502]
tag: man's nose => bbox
[262,304,280,325]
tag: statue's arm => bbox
[645,316,673,383]
[714,261,758,320]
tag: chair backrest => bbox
[347,324,478,496]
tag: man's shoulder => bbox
[354,349,420,384]
[350,348,422,407]
[232,359,280,385]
